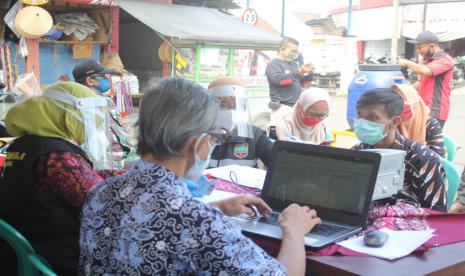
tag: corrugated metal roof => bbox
[114,0,282,47]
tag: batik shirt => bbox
[352,132,447,211]
[425,117,445,157]
[79,160,286,275]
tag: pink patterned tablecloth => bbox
[211,178,261,197]
[211,178,465,257]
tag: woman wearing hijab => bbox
[276,87,331,144]
[0,82,124,276]
[391,84,445,157]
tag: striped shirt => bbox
[353,132,447,211]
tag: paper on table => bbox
[337,228,435,260]
[204,165,266,189]
[197,190,237,204]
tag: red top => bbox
[37,152,125,208]
[419,52,454,121]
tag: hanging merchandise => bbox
[17,37,29,58]
[20,0,50,5]
[158,42,172,63]
[55,12,99,41]
[14,73,42,99]
[2,45,14,91]
[4,1,23,38]
[14,6,53,39]
[0,47,5,94]
[111,76,134,116]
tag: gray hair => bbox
[137,78,219,157]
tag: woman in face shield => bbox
[391,84,445,157]
[207,77,274,168]
[0,82,125,276]
[79,78,321,275]
[276,88,332,144]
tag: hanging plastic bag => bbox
[4,1,23,38]
[16,37,29,59]
[14,73,42,99]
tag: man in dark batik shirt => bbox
[351,88,447,211]
[425,117,445,157]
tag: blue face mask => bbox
[185,134,214,181]
[353,118,389,145]
[93,77,111,93]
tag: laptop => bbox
[230,140,381,249]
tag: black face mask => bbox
[424,46,434,58]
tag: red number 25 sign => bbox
[242,8,258,26]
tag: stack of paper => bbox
[204,165,266,190]
[337,228,435,260]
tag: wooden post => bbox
[110,6,119,54]
[25,39,40,83]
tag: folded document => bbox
[337,228,435,260]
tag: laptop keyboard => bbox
[258,212,280,224]
[243,212,346,237]
[308,224,346,237]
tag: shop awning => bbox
[114,0,282,47]
[402,2,465,41]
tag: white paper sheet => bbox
[197,190,237,204]
[204,165,266,189]
[337,228,435,260]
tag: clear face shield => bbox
[44,88,113,169]
[210,85,254,138]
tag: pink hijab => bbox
[276,88,330,143]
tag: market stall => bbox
[116,0,282,127]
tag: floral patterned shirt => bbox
[37,152,125,208]
[352,132,447,212]
[79,160,286,275]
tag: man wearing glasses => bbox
[207,77,274,169]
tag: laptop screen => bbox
[262,141,380,225]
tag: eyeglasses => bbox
[306,111,329,119]
[216,96,236,110]
[297,104,329,119]
[205,128,232,146]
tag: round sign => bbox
[242,8,258,26]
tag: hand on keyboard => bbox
[278,204,321,238]
[211,195,272,217]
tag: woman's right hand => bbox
[450,201,465,213]
[278,203,321,238]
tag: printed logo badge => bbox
[233,143,249,159]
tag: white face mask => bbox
[218,110,236,131]
[185,134,214,181]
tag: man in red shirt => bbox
[397,31,454,128]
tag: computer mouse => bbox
[363,230,389,247]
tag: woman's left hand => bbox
[211,195,272,217]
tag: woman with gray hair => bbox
[79,78,321,275]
